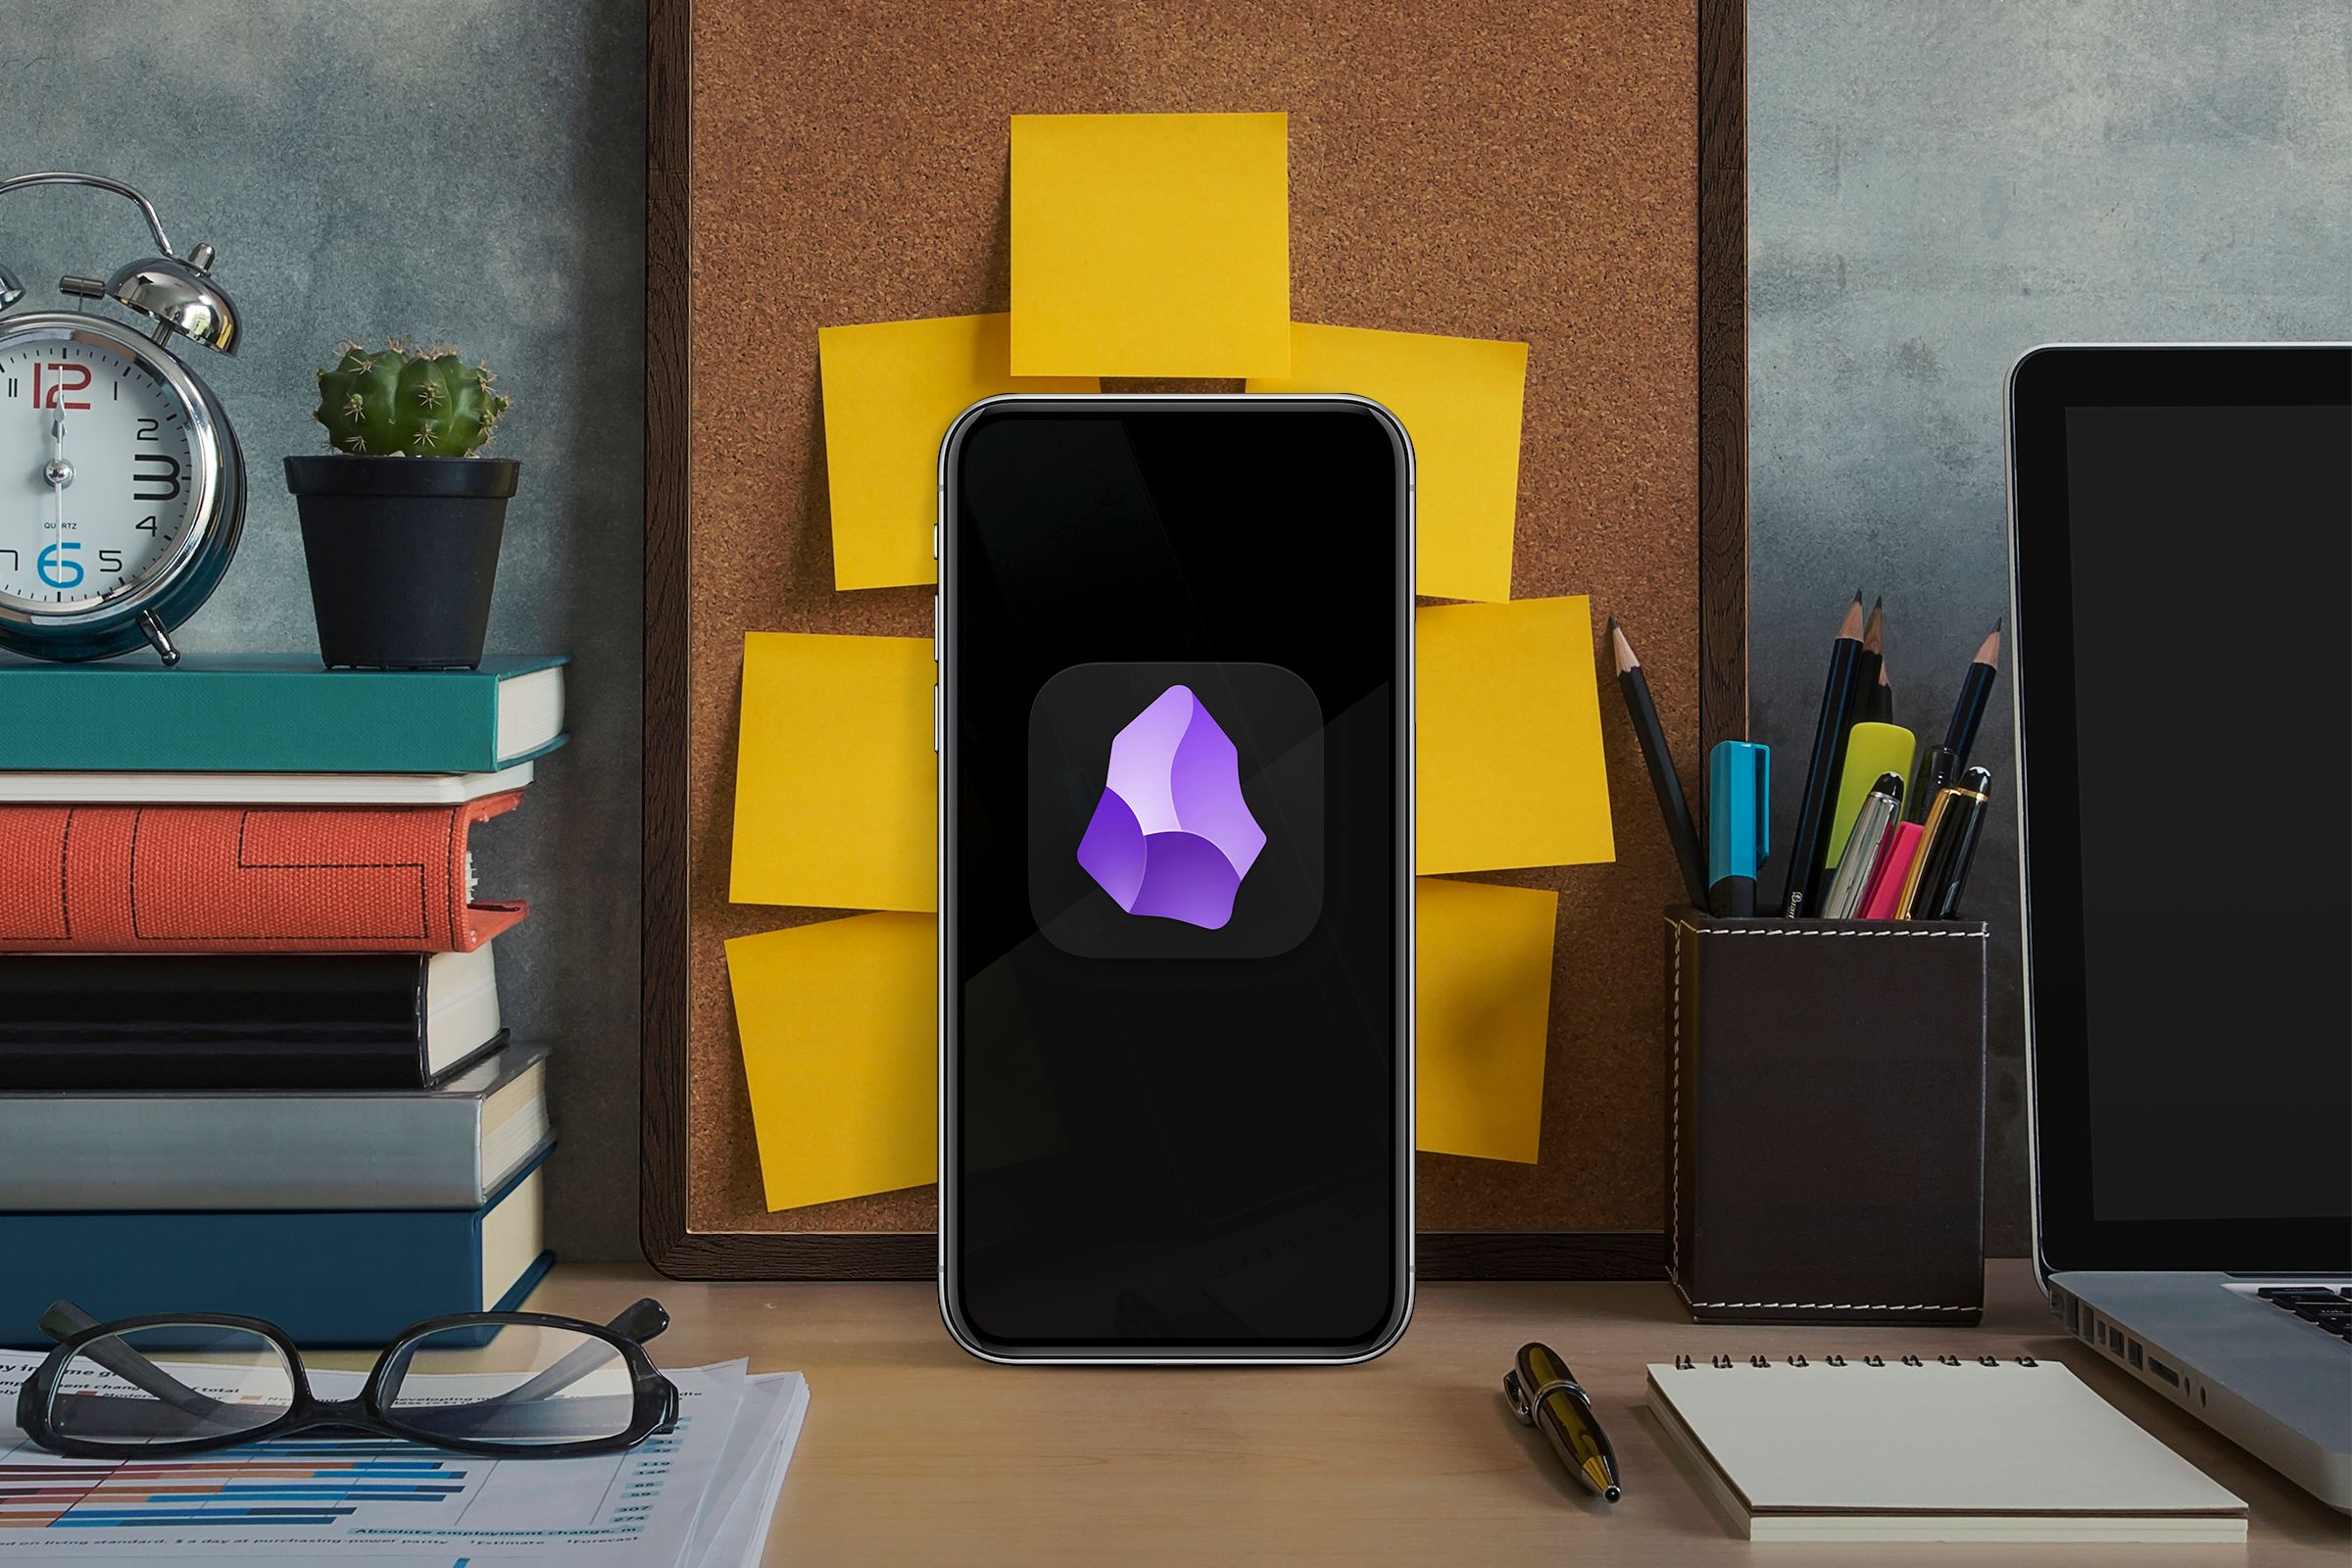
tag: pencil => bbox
[1855,597,1886,723]
[1609,616,1710,907]
[1782,591,1868,916]
[1875,657,1894,726]
[1940,620,2002,770]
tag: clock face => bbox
[0,332,204,612]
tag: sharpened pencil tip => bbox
[1837,594,1866,641]
[1610,620,1638,674]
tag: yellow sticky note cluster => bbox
[1250,324,1528,604]
[1417,597,1616,876]
[1415,879,1559,1164]
[726,913,937,1211]
[730,632,934,913]
[819,315,1095,591]
[1010,113,1293,378]
[741,110,1617,1204]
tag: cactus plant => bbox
[312,339,511,457]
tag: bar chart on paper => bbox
[0,1429,680,1534]
[0,1352,768,1565]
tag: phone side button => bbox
[933,684,942,753]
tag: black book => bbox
[0,945,504,1091]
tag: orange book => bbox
[0,792,525,954]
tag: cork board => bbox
[643,0,1751,1278]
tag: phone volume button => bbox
[933,684,942,753]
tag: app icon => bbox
[1074,685,1266,930]
[1029,662,1324,959]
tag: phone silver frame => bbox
[934,392,1416,1365]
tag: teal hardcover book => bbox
[0,1150,553,1348]
[0,655,567,772]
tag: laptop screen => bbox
[2013,346,2351,1272]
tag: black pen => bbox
[1505,1341,1623,1502]
[1895,765,1991,919]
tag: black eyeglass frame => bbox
[17,1298,681,1460]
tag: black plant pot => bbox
[285,456,520,669]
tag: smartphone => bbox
[938,395,1414,1363]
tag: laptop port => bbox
[2147,1355,2180,1387]
[2127,1340,2143,1369]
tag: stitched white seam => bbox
[1670,1276,1980,1313]
[1675,922,1987,940]
[1669,915,1682,1285]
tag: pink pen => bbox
[1857,821,1925,920]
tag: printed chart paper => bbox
[0,1351,790,1566]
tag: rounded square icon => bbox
[1029,662,1325,959]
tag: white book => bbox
[1646,1355,2247,1544]
[0,760,533,804]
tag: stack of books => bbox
[0,656,568,1347]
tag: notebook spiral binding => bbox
[1672,1352,2039,1370]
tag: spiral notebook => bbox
[1646,1355,2246,1544]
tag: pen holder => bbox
[1665,907,1988,1324]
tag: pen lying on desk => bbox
[1505,1341,1623,1502]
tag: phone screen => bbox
[942,398,1411,1358]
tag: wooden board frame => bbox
[642,0,1749,1280]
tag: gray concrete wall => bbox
[2,1,647,1258]
[1748,0,2351,1250]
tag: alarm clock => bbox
[0,171,244,664]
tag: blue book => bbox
[0,655,566,772]
[0,1149,552,1348]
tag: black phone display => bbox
[940,397,1412,1361]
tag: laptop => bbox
[2007,342,2352,1512]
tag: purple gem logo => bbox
[1073,684,1267,931]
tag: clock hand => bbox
[46,408,70,536]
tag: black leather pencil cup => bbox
[1665,907,1989,1324]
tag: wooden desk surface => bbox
[523,1260,2349,1565]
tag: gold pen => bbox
[1895,766,1991,919]
[1504,1341,1623,1501]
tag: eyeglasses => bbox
[17,1297,680,1459]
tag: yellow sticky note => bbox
[1248,323,1528,603]
[1010,113,1292,377]
[1417,597,1615,874]
[730,632,934,911]
[819,315,1096,590]
[727,913,936,1210]
[1416,877,1558,1163]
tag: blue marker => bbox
[1706,742,1770,917]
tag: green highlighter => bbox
[1824,723,1916,869]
